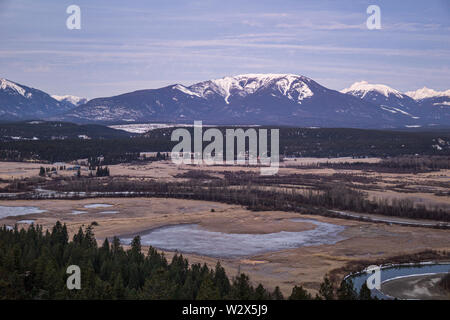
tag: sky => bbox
[0,0,449,99]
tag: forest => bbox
[0,121,133,140]
[0,222,374,300]
[1,126,449,163]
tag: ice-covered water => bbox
[121,218,346,258]
[348,263,450,299]
[0,206,46,219]
[16,220,35,224]
[71,210,87,215]
[99,211,119,214]
[84,204,113,208]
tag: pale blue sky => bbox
[0,0,449,99]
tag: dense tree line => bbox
[0,138,167,164]
[1,127,450,163]
[95,166,110,177]
[278,127,450,157]
[297,156,450,173]
[45,177,450,222]
[0,222,375,300]
[0,121,132,140]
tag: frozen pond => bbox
[121,218,346,258]
[83,204,113,209]
[99,211,119,214]
[71,210,87,215]
[17,220,35,224]
[0,206,46,219]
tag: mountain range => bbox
[1,75,449,128]
[0,78,85,121]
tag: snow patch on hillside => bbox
[172,84,201,97]
[52,95,87,106]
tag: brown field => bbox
[0,161,88,180]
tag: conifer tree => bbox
[336,279,357,300]
[318,276,334,300]
[289,285,312,300]
[359,283,374,300]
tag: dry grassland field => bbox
[1,158,449,297]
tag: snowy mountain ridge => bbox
[183,74,314,104]
[405,87,450,100]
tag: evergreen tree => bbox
[336,279,357,300]
[318,276,334,300]
[254,284,271,300]
[197,274,220,300]
[289,285,312,300]
[230,274,254,300]
[213,262,230,298]
[359,283,374,300]
[272,286,284,300]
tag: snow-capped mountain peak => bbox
[0,78,77,121]
[405,87,450,100]
[341,81,403,98]
[0,78,32,98]
[188,73,314,104]
[51,95,87,106]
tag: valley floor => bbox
[0,158,449,296]
[1,196,449,296]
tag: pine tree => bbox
[289,285,312,300]
[230,274,254,300]
[213,262,230,298]
[84,225,97,248]
[318,276,334,300]
[254,284,270,300]
[112,272,125,299]
[130,236,144,264]
[197,274,220,300]
[359,283,373,300]
[272,286,284,300]
[336,279,357,300]
[111,236,122,255]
